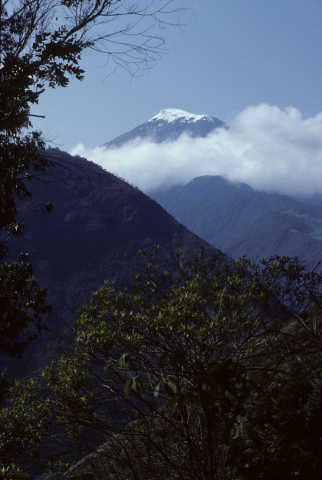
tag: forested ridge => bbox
[3,148,212,381]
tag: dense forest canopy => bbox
[1,249,322,479]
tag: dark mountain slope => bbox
[26,157,211,287]
[153,175,322,269]
[4,150,216,379]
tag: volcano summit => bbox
[102,108,225,147]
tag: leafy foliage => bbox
[0,254,51,359]
[228,308,322,480]
[1,249,322,479]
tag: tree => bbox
[0,0,190,395]
[228,306,322,480]
[1,248,322,479]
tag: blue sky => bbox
[32,0,322,155]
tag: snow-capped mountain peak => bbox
[102,108,225,148]
[149,108,215,124]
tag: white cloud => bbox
[70,104,322,197]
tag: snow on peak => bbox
[149,108,214,124]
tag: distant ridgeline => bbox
[153,175,322,272]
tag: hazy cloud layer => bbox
[70,104,322,196]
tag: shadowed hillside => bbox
[2,150,216,380]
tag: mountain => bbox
[292,193,322,208]
[102,108,225,147]
[3,149,217,380]
[153,175,322,270]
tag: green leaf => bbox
[120,353,131,368]
[124,379,132,396]
[169,394,181,409]
[153,379,163,398]
[163,377,179,396]
[167,376,180,392]
[124,376,143,396]
[131,376,143,392]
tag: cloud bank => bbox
[70,104,322,197]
